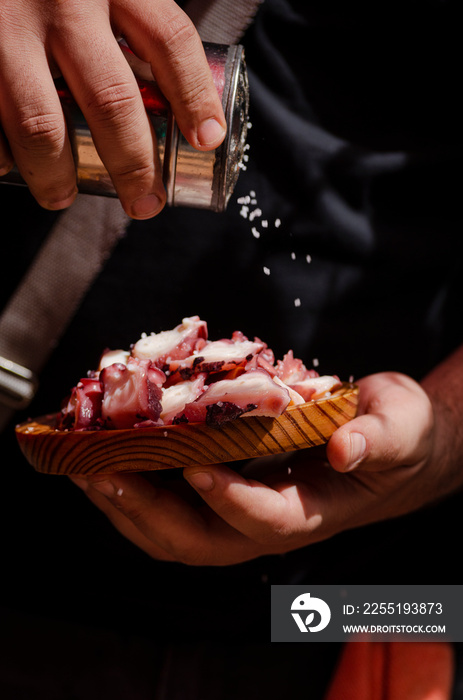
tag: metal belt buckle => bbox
[0,355,38,409]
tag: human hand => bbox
[70,369,461,565]
[0,0,226,218]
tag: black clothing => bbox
[0,0,461,697]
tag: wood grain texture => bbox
[15,384,359,475]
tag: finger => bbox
[113,0,226,150]
[0,41,78,209]
[326,372,434,473]
[183,464,324,548]
[70,471,259,565]
[50,7,165,219]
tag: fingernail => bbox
[185,471,214,491]
[88,480,116,497]
[131,193,163,219]
[197,118,226,147]
[346,432,367,471]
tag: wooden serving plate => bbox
[15,384,358,476]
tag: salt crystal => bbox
[116,488,124,497]
[243,155,249,162]
[313,358,319,367]
[163,431,168,437]
[263,266,271,276]
[261,220,268,228]
[306,255,312,263]
[247,122,253,129]
[275,218,281,228]
[249,208,262,221]
[294,298,301,307]
[250,190,256,197]
[251,227,260,239]
[288,467,292,475]
[240,206,249,218]
[291,252,296,260]
[349,375,354,384]
[141,332,147,339]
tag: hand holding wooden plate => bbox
[15,383,358,476]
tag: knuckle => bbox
[87,80,139,122]
[111,160,155,183]
[176,81,213,116]
[15,111,65,153]
[161,17,199,56]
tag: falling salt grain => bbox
[262,220,268,228]
[116,488,124,497]
[288,467,292,475]
[291,252,296,260]
[249,208,262,221]
[250,190,256,197]
[252,227,260,239]
[306,255,312,264]
[275,218,281,228]
[294,297,301,307]
[240,206,249,218]
[349,375,354,384]
[141,332,147,339]
[163,431,168,437]
[263,266,271,276]
[313,358,319,367]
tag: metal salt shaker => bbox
[0,43,249,212]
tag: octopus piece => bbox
[160,374,207,425]
[58,377,104,431]
[132,315,207,367]
[168,338,265,378]
[173,369,292,427]
[100,357,165,429]
[289,375,343,402]
[275,350,318,385]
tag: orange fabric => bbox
[324,640,454,700]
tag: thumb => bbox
[326,372,433,473]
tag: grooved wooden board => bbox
[15,384,359,475]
